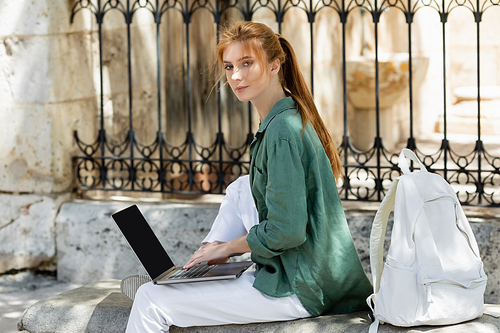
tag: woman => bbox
[125,21,372,332]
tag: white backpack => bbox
[367,148,487,332]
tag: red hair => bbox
[216,21,342,181]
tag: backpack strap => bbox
[398,148,428,175]
[368,181,398,333]
[370,178,399,294]
[368,149,424,332]
[371,149,426,293]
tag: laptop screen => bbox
[112,205,175,280]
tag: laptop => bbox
[111,204,253,285]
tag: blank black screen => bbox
[112,205,175,279]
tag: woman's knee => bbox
[134,281,156,303]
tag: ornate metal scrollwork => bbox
[72,0,500,206]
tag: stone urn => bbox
[346,53,429,151]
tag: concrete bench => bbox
[18,279,500,333]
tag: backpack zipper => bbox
[453,204,479,258]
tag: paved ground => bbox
[0,271,81,333]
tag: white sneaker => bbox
[120,274,151,302]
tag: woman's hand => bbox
[183,236,251,270]
[183,241,229,270]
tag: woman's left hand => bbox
[183,241,229,270]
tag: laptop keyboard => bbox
[167,264,217,280]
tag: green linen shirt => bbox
[246,97,372,317]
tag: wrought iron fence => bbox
[71,0,500,206]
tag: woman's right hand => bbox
[199,241,231,265]
[184,236,251,270]
[184,241,230,269]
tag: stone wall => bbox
[0,0,96,273]
[56,201,219,283]
[54,201,500,304]
[0,194,62,273]
[0,1,96,194]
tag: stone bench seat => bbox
[18,280,500,333]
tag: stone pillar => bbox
[0,0,95,273]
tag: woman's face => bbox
[223,41,272,102]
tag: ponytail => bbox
[277,35,343,181]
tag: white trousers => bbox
[126,270,311,332]
[125,176,311,332]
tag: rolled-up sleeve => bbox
[246,138,308,258]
